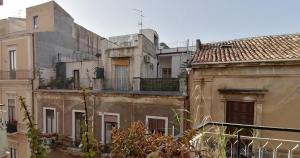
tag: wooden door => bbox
[226,101,254,157]
[226,101,254,135]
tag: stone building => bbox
[103,29,159,91]
[189,34,300,155]
[35,90,185,147]
[0,1,107,157]
[35,29,187,156]
[157,42,196,79]
[0,17,33,158]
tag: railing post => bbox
[237,131,241,158]
[288,144,299,158]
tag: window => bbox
[226,101,254,136]
[72,110,85,145]
[9,50,16,79]
[100,113,120,144]
[10,148,17,158]
[162,68,171,78]
[8,99,15,123]
[146,116,168,135]
[33,16,38,29]
[9,50,16,70]
[43,108,57,134]
[73,70,80,90]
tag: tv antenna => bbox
[133,9,144,34]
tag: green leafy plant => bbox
[19,96,48,158]
[80,89,98,158]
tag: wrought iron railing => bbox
[140,78,179,91]
[188,121,300,158]
[39,78,94,90]
[6,121,17,133]
[0,70,32,80]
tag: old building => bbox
[0,17,33,158]
[189,34,300,155]
[35,29,187,153]
[157,42,195,79]
[22,2,188,157]
[0,1,107,157]
[103,29,159,91]
[36,90,184,147]
[0,104,8,158]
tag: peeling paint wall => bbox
[36,90,185,142]
[190,63,300,145]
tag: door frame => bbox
[72,110,85,142]
[42,107,57,134]
[99,112,120,144]
[220,92,265,137]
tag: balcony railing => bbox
[6,121,17,133]
[185,121,300,158]
[39,78,94,90]
[0,70,32,80]
[140,78,179,91]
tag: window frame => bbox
[72,110,85,142]
[42,107,57,134]
[99,112,120,144]
[162,68,171,78]
[10,147,17,158]
[145,115,168,136]
[8,49,17,71]
[33,15,38,29]
[7,98,16,123]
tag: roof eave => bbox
[191,59,300,68]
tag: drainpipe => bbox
[31,33,36,122]
[0,39,2,103]
[62,99,65,136]
[92,94,96,135]
[156,62,159,78]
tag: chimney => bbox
[196,39,201,50]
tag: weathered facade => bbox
[36,90,185,144]
[103,29,159,91]
[157,44,195,79]
[0,1,108,157]
[26,1,103,81]
[0,18,33,158]
[190,34,300,155]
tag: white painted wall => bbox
[158,56,171,78]
[158,52,189,78]
[65,60,101,88]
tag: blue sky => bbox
[1,0,300,47]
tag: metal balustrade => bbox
[0,70,32,80]
[188,121,300,158]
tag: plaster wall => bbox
[36,91,185,142]
[190,64,300,147]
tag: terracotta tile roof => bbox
[192,33,300,64]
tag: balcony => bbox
[0,70,32,80]
[6,121,17,133]
[140,78,180,91]
[39,78,94,90]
